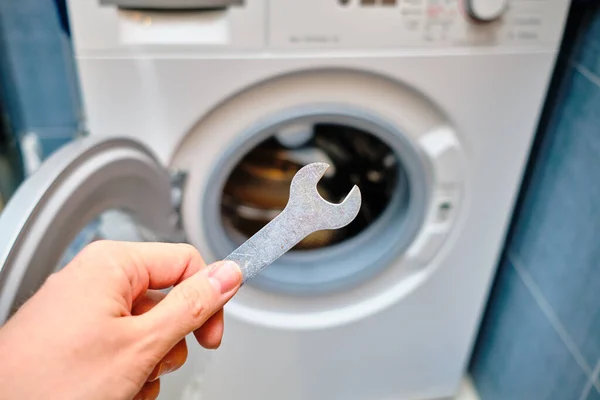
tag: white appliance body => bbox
[1,1,570,399]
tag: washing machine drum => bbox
[221,126,400,250]
[201,113,421,294]
[0,70,465,328]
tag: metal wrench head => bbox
[287,162,362,231]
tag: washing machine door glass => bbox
[0,136,178,323]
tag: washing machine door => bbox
[0,136,178,323]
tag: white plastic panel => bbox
[66,0,265,51]
[420,126,464,185]
[268,0,569,50]
[117,10,232,45]
[67,0,570,55]
[403,126,465,266]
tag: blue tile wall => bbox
[586,388,600,400]
[471,5,600,400]
[0,0,82,160]
[471,258,589,400]
[510,53,600,370]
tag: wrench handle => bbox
[224,208,311,283]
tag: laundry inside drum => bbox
[220,122,403,252]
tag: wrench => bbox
[225,162,362,283]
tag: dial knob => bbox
[466,0,508,22]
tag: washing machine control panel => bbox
[269,0,569,50]
[69,0,569,54]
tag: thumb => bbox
[136,260,242,352]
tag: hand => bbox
[0,241,242,400]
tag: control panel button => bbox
[466,0,508,22]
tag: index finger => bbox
[68,240,207,303]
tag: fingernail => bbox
[208,261,241,294]
[147,365,162,382]
[148,360,170,382]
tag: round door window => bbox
[221,123,399,251]
[202,107,430,294]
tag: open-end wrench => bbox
[225,162,362,284]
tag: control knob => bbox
[466,0,508,22]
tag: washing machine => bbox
[0,1,570,399]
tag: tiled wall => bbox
[470,5,600,400]
[0,0,82,161]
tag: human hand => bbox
[0,241,242,400]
